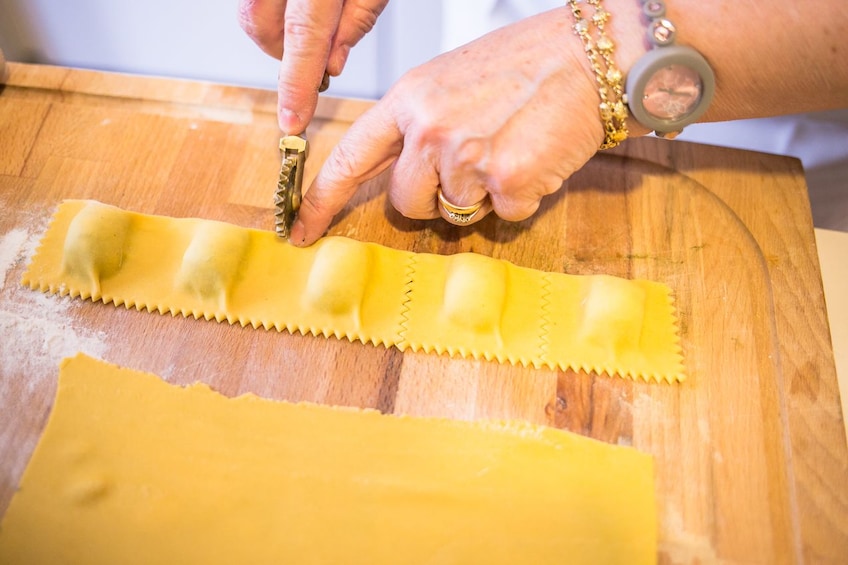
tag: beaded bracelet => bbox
[565,0,629,149]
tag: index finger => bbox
[289,103,403,246]
[277,0,343,133]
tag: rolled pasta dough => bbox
[0,354,658,564]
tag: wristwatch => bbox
[624,1,715,138]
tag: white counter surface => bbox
[816,227,847,442]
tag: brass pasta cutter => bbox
[274,71,331,239]
[275,134,307,239]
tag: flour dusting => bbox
[0,225,108,388]
[0,228,28,284]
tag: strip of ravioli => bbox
[22,200,685,381]
[0,354,658,564]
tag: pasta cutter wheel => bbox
[273,71,330,239]
[275,134,308,239]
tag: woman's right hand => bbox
[288,6,650,246]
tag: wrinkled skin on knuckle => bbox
[387,186,425,219]
[237,0,284,55]
[390,98,450,162]
[451,137,488,173]
[284,17,331,53]
[326,144,361,185]
[482,150,567,221]
[488,145,553,195]
[345,1,387,37]
[386,66,434,121]
[379,120,440,219]
[236,0,259,35]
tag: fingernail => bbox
[279,108,300,134]
[288,219,308,247]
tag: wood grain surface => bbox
[1,63,846,563]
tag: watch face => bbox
[641,64,703,121]
[625,45,716,134]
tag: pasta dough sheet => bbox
[22,200,685,381]
[0,354,657,564]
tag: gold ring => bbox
[437,189,487,225]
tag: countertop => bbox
[1,62,846,563]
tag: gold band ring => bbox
[437,189,488,225]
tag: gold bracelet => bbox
[565,0,629,149]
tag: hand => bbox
[238,0,389,133]
[290,8,609,246]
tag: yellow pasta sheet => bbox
[22,200,685,381]
[0,354,657,564]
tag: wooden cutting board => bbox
[1,62,846,563]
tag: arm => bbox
[624,0,848,124]
[263,0,848,245]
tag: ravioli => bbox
[22,200,685,381]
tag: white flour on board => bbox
[0,224,108,389]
